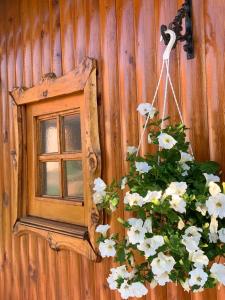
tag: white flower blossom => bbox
[209,215,218,234]
[154,272,171,286]
[121,177,127,190]
[208,233,218,243]
[127,146,138,154]
[96,224,110,236]
[196,202,207,216]
[157,133,177,149]
[218,228,225,243]
[189,268,208,287]
[165,182,187,196]
[124,192,144,207]
[137,236,164,258]
[118,280,133,299]
[181,279,191,292]
[143,218,152,233]
[180,151,193,163]
[178,218,185,230]
[135,161,152,174]
[107,265,129,290]
[99,239,116,257]
[151,252,175,276]
[189,250,209,268]
[209,182,221,196]
[131,282,148,298]
[203,173,220,185]
[127,219,147,244]
[93,191,106,204]
[93,177,106,193]
[210,263,225,285]
[143,190,162,204]
[169,194,186,213]
[137,103,156,117]
[206,193,225,218]
[181,226,202,253]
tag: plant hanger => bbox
[137,29,193,157]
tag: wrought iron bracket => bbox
[161,0,194,59]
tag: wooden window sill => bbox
[13,216,101,261]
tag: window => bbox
[10,58,101,260]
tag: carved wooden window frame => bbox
[9,58,101,261]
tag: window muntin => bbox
[36,111,83,202]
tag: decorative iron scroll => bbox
[161,0,194,59]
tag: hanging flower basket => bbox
[93,106,225,299]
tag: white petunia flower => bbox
[150,279,158,289]
[137,236,164,258]
[96,224,110,236]
[209,215,218,234]
[93,191,106,204]
[180,279,191,292]
[93,178,106,193]
[151,252,175,276]
[107,265,130,290]
[131,282,148,298]
[137,103,156,117]
[208,233,218,243]
[196,202,207,216]
[135,161,152,174]
[127,219,147,245]
[118,280,134,299]
[178,218,185,230]
[99,239,116,257]
[127,146,138,154]
[210,263,225,285]
[165,182,187,196]
[107,266,129,290]
[180,151,194,163]
[143,218,152,233]
[206,193,225,218]
[218,228,225,243]
[121,177,127,190]
[181,226,202,253]
[169,194,186,213]
[209,181,221,196]
[189,268,208,287]
[124,192,144,207]
[143,190,162,204]
[189,250,209,268]
[157,133,177,149]
[154,272,171,286]
[204,173,220,185]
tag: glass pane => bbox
[40,119,58,153]
[62,114,81,152]
[64,160,83,198]
[40,161,60,196]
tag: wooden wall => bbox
[0,0,225,299]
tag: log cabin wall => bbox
[0,0,224,299]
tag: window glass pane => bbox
[40,119,58,153]
[40,161,60,196]
[64,160,83,198]
[62,114,81,152]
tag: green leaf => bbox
[198,161,220,174]
[116,247,126,263]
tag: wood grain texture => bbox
[0,0,225,299]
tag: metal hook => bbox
[160,29,177,61]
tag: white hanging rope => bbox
[136,30,194,157]
[136,60,165,155]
